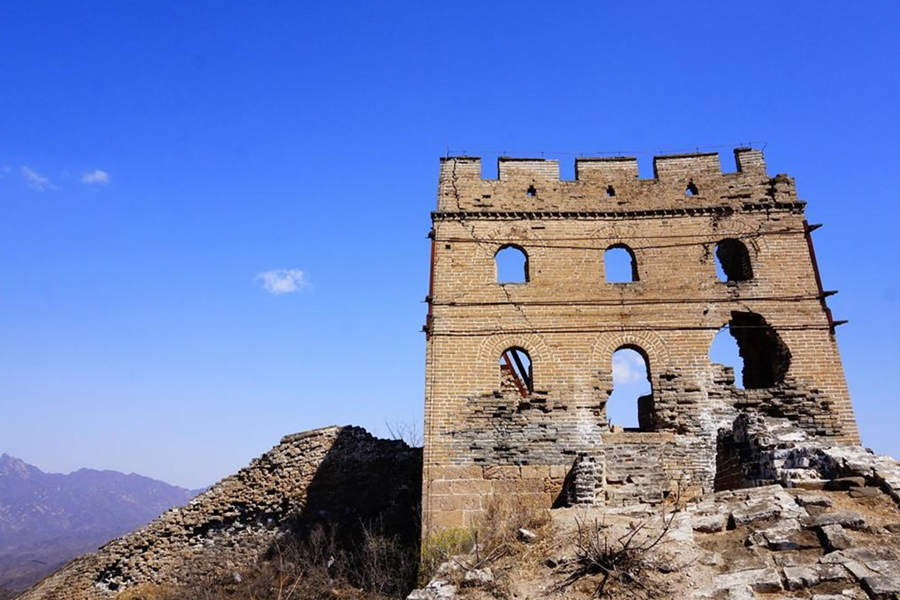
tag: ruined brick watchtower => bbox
[422,148,859,534]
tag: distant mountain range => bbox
[0,453,200,595]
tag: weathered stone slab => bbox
[818,524,852,552]
[693,512,728,533]
[861,574,900,598]
[802,510,867,530]
[783,565,819,590]
[731,502,781,527]
[408,579,457,600]
[794,492,833,507]
[848,486,882,498]
[714,567,782,593]
[782,564,850,590]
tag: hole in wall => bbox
[499,347,532,396]
[606,185,616,197]
[495,245,528,283]
[715,239,753,282]
[709,325,745,388]
[608,347,652,430]
[686,181,699,196]
[604,244,638,283]
[709,311,791,389]
[526,185,536,197]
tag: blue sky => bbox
[1,2,898,488]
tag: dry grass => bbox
[419,527,475,585]
[419,495,553,597]
[115,521,417,600]
[475,494,551,558]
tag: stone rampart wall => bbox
[17,427,421,600]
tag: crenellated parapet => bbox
[436,147,793,214]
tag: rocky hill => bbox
[0,454,198,593]
[408,414,900,600]
[411,483,900,600]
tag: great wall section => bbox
[16,148,900,600]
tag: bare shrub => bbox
[558,508,677,598]
[357,521,418,597]
[384,421,423,448]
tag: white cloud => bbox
[21,166,57,191]
[612,350,646,384]
[257,269,307,294]
[81,169,110,185]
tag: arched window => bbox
[604,244,638,283]
[605,185,616,197]
[709,311,791,389]
[715,239,753,282]
[685,181,699,196]
[608,346,653,431]
[495,245,529,283]
[499,347,532,396]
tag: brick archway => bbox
[476,333,557,392]
[589,331,671,390]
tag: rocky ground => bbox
[412,481,900,599]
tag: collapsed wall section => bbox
[19,427,421,600]
[716,413,900,503]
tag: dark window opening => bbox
[686,181,699,196]
[605,185,616,197]
[495,245,529,283]
[526,185,536,197]
[608,346,653,431]
[715,238,753,282]
[499,347,532,396]
[604,244,639,283]
[716,311,791,389]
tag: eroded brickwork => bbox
[422,148,859,534]
[18,427,421,600]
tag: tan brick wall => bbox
[422,148,859,534]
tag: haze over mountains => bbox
[0,453,199,595]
